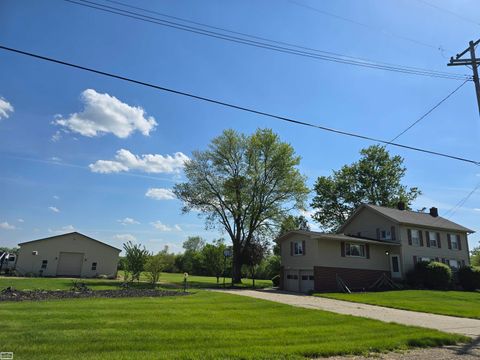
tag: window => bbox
[411,229,421,246]
[308,275,314,281]
[450,235,459,250]
[428,232,438,247]
[41,260,48,269]
[91,262,97,271]
[286,274,298,280]
[380,230,392,240]
[449,259,459,269]
[294,242,303,256]
[301,275,308,280]
[346,243,366,258]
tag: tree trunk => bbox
[231,247,243,284]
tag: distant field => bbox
[0,272,271,291]
[317,290,480,319]
[0,291,466,360]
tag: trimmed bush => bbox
[406,261,452,290]
[458,266,480,291]
[424,262,452,290]
[271,275,280,287]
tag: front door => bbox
[390,255,401,278]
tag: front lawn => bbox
[0,291,466,360]
[317,290,480,319]
[0,272,271,291]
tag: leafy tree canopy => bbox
[174,128,308,283]
[311,145,420,232]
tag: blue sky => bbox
[0,0,479,253]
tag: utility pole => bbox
[448,39,480,117]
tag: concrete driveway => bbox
[216,289,480,338]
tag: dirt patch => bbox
[0,287,190,302]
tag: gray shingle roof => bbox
[364,204,474,233]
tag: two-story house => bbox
[277,203,474,292]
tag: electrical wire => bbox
[387,79,470,144]
[63,0,471,81]
[1,44,478,167]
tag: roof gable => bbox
[18,232,122,252]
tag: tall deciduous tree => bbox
[174,129,308,283]
[311,145,420,232]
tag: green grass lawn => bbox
[0,291,467,360]
[0,272,271,291]
[317,290,480,319]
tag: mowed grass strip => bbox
[0,272,271,291]
[0,291,467,360]
[317,290,480,319]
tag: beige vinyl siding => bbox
[280,233,392,272]
[399,226,470,272]
[341,207,399,242]
[16,233,120,278]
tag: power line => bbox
[437,180,480,221]
[106,0,447,62]
[415,0,480,27]
[289,0,450,54]
[62,0,471,81]
[387,79,469,143]
[1,44,479,167]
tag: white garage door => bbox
[57,252,84,277]
[300,271,315,293]
[284,271,299,292]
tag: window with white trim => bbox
[41,260,48,269]
[411,229,421,246]
[293,242,303,256]
[450,234,459,250]
[428,232,438,247]
[91,262,97,271]
[346,243,366,258]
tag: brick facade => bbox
[314,266,390,292]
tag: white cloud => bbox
[53,195,60,200]
[118,217,140,225]
[89,149,189,174]
[51,130,62,142]
[50,157,62,162]
[54,89,157,138]
[17,218,24,223]
[0,97,14,120]
[48,225,75,234]
[0,222,15,230]
[474,208,480,212]
[113,233,137,242]
[48,206,60,213]
[151,221,182,232]
[145,188,176,200]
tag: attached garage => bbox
[283,269,315,293]
[16,232,121,278]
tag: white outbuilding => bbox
[16,232,121,278]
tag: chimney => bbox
[429,207,438,217]
[397,201,406,211]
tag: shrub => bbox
[271,275,280,287]
[424,262,452,290]
[458,266,480,291]
[405,261,452,290]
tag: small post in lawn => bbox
[223,249,232,288]
[183,272,188,292]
